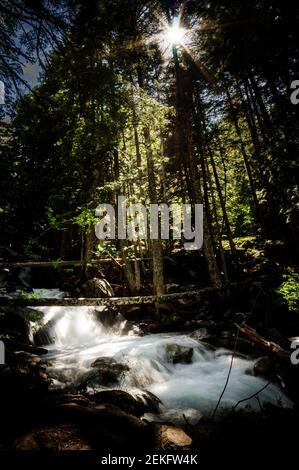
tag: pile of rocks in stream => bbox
[1,355,298,464]
[0,355,192,452]
[1,295,299,458]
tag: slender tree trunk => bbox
[207,145,236,256]
[173,47,222,288]
[226,89,262,225]
[205,158,229,285]
[143,125,164,296]
[134,69,164,298]
[120,239,137,294]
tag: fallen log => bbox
[0,260,83,268]
[0,288,219,307]
[0,258,152,269]
[235,323,290,362]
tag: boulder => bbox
[33,322,55,346]
[0,360,51,399]
[78,357,129,388]
[92,390,145,416]
[165,344,193,364]
[86,404,151,451]
[5,340,48,356]
[190,328,210,341]
[119,320,142,335]
[15,433,40,450]
[42,393,92,409]
[47,401,150,451]
[120,305,148,322]
[33,310,65,347]
[0,307,32,345]
[152,424,192,450]
[93,307,118,328]
[91,389,161,417]
[253,356,274,378]
[15,423,92,450]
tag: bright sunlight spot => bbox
[165,17,186,47]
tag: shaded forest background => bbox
[0,0,298,301]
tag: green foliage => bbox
[73,208,98,229]
[0,333,13,340]
[96,243,118,258]
[51,259,63,269]
[19,290,38,300]
[25,309,43,323]
[278,274,299,312]
[0,0,297,287]
[233,237,257,250]
[23,240,51,261]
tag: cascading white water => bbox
[32,290,293,422]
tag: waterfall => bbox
[32,290,293,422]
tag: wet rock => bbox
[199,319,217,330]
[144,408,202,427]
[253,356,274,378]
[165,344,193,364]
[91,389,161,416]
[91,356,117,368]
[147,322,160,333]
[33,322,55,346]
[33,310,67,346]
[190,328,210,341]
[15,433,40,450]
[92,390,146,416]
[78,357,129,388]
[0,360,51,399]
[9,352,47,367]
[120,320,142,335]
[0,306,32,345]
[93,307,118,328]
[163,313,181,329]
[15,423,92,450]
[48,402,150,450]
[42,393,92,408]
[86,404,150,451]
[152,424,192,450]
[136,390,161,414]
[5,340,48,356]
[120,305,148,322]
[91,357,129,374]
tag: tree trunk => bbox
[226,88,262,225]
[207,145,236,256]
[172,48,222,288]
[143,125,164,297]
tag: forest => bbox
[0,0,299,465]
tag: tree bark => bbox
[0,288,219,307]
[143,125,164,297]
